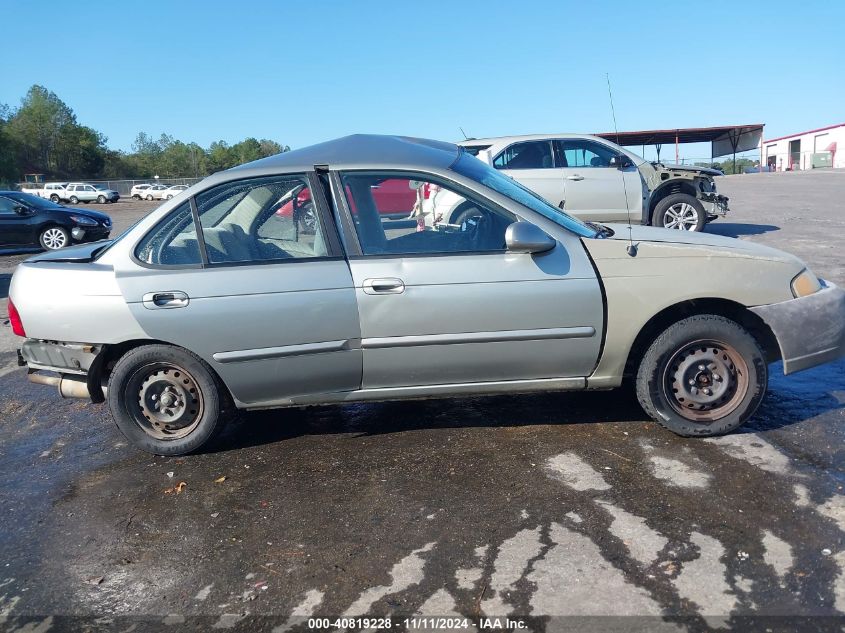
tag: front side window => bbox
[493,141,554,170]
[135,202,202,265]
[341,172,516,256]
[0,197,18,215]
[556,139,618,168]
[195,175,328,264]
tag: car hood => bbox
[600,224,799,263]
[653,162,723,177]
[62,206,112,223]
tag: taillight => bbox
[7,299,25,337]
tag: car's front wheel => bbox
[108,344,230,455]
[49,194,60,203]
[635,314,767,437]
[652,193,706,232]
[39,226,70,250]
[146,194,153,201]
[69,195,79,205]
[97,195,106,204]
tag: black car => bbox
[0,191,112,251]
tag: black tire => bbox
[451,203,481,226]
[295,203,318,234]
[146,194,153,201]
[49,194,60,203]
[39,225,70,250]
[635,314,767,437]
[69,195,79,205]
[97,195,106,204]
[166,194,173,200]
[651,193,706,232]
[132,194,140,200]
[107,344,231,455]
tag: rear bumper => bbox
[750,281,845,374]
[19,339,106,401]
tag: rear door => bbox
[494,140,566,208]
[115,172,362,408]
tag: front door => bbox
[0,196,26,245]
[116,173,362,408]
[336,170,604,390]
[554,139,640,223]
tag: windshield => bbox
[94,184,110,190]
[5,191,65,210]
[450,152,596,238]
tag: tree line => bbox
[0,85,288,187]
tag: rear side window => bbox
[493,141,554,170]
[134,202,202,266]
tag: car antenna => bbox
[459,126,469,140]
[606,73,637,257]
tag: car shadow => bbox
[707,223,780,238]
[209,369,844,453]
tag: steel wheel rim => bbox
[300,205,317,230]
[662,339,749,422]
[124,363,204,440]
[663,203,698,230]
[42,228,67,249]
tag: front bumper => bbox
[750,281,845,374]
[71,226,111,242]
[700,192,729,217]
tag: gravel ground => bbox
[0,172,843,632]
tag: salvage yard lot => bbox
[0,170,843,628]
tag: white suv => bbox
[459,134,728,231]
[130,183,154,200]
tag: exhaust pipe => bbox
[27,372,106,399]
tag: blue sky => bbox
[2,0,843,160]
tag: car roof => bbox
[459,133,608,146]
[227,134,460,175]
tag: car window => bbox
[0,197,18,215]
[493,141,554,170]
[555,139,618,168]
[195,175,329,264]
[135,202,202,266]
[341,172,516,256]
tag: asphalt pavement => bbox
[0,172,843,632]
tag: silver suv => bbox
[461,134,728,232]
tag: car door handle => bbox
[362,278,405,295]
[566,174,584,181]
[142,291,190,309]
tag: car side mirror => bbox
[505,221,556,254]
[610,155,632,170]
[13,205,31,215]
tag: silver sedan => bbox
[9,135,845,455]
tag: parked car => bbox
[0,191,112,250]
[143,184,169,200]
[460,134,729,232]
[9,135,844,456]
[64,183,119,204]
[154,184,189,200]
[21,182,70,203]
[131,183,154,200]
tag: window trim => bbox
[492,140,556,171]
[131,171,345,269]
[335,168,520,260]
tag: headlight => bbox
[70,215,98,226]
[791,269,822,298]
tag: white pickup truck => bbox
[22,182,70,203]
[22,182,120,204]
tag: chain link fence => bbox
[17,177,204,197]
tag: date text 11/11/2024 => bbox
[307,617,529,630]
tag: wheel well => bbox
[93,339,235,402]
[623,298,781,379]
[648,181,698,215]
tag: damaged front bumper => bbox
[751,281,845,374]
[700,192,729,218]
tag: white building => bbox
[763,123,845,171]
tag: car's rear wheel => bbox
[166,194,173,200]
[108,344,230,455]
[39,226,70,250]
[97,195,106,204]
[69,195,79,205]
[652,193,706,232]
[146,194,153,201]
[49,194,60,203]
[635,314,767,436]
